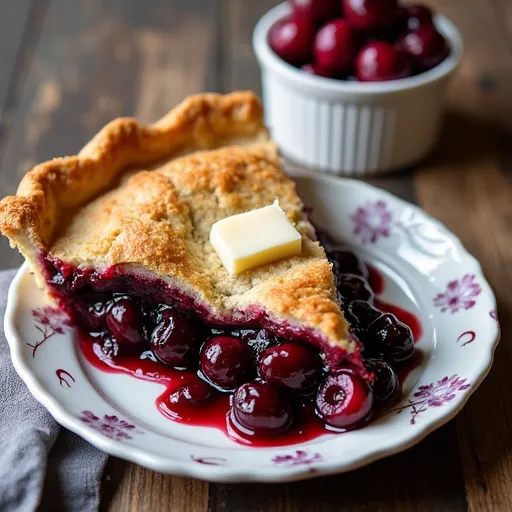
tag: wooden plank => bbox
[220,0,279,95]
[103,459,208,512]
[412,1,512,511]
[0,0,36,129]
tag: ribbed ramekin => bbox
[253,2,463,176]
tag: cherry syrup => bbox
[79,334,329,447]
[78,264,424,446]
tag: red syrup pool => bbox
[78,333,330,447]
[77,265,424,446]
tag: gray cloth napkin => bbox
[0,269,108,512]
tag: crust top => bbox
[0,91,353,352]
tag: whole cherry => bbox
[336,273,374,303]
[290,0,341,26]
[231,382,293,435]
[397,24,449,71]
[365,358,400,405]
[345,300,382,328]
[200,336,252,391]
[313,19,359,74]
[269,16,315,65]
[354,41,411,82]
[365,313,414,363]
[75,300,111,332]
[258,342,322,395]
[343,0,400,32]
[150,309,205,369]
[316,368,373,430]
[106,297,145,345]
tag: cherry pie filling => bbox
[39,233,420,446]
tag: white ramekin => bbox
[253,3,463,175]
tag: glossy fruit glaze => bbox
[43,232,424,447]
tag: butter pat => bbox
[210,202,302,275]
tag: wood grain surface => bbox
[0,0,510,510]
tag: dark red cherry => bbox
[290,0,341,26]
[75,300,110,332]
[405,4,433,32]
[167,381,214,409]
[301,62,337,78]
[337,273,374,303]
[106,298,145,345]
[150,310,205,369]
[355,42,411,82]
[269,16,315,65]
[343,0,400,32]
[327,248,369,279]
[313,19,359,74]
[397,25,448,71]
[231,382,293,436]
[366,313,414,363]
[316,369,373,430]
[200,336,252,391]
[258,342,322,394]
[345,300,382,328]
[365,358,400,405]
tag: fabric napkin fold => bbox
[0,269,108,512]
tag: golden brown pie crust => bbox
[0,91,354,355]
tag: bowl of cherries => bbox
[253,1,462,175]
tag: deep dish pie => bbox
[0,91,415,441]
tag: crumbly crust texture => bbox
[0,91,353,353]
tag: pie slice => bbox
[0,91,359,368]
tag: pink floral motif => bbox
[351,200,393,245]
[490,309,498,321]
[272,450,323,466]
[80,410,142,440]
[433,274,481,313]
[392,375,471,424]
[28,307,72,357]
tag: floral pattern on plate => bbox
[272,450,323,466]
[28,306,72,357]
[392,375,471,425]
[80,411,142,440]
[351,200,393,244]
[433,274,481,313]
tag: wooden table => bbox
[1,0,511,510]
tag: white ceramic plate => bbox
[5,173,500,482]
